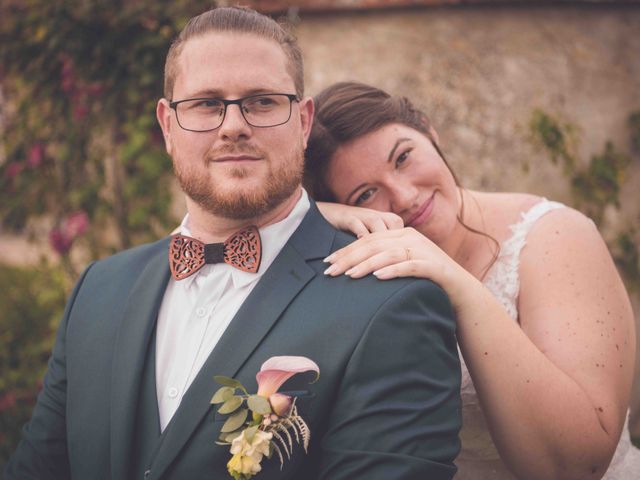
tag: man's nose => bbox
[218,104,251,140]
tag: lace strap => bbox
[483,199,565,320]
[502,199,565,261]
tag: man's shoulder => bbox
[84,236,170,279]
[317,230,451,312]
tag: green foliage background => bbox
[529,109,640,291]
[1,0,639,469]
[0,0,211,468]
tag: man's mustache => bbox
[205,143,264,162]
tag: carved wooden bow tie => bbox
[169,226,262,280]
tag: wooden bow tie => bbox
[169,226,262,280]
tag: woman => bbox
[304,81,639,480]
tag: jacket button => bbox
[144,470,151,479]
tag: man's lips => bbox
[405,193,435,228]
[211,154,262,162]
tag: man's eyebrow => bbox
[387,138,411,163]
[178,88,283,100]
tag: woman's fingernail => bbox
[373,270,388,279]
[345,268,355,276]
[324,254,335,263]
[324,264,337,275]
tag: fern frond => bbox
[281,417,300,444]
[291,415,311,452]
[271,430,291,459]
[274,422,294,451]
[271,441,285,469]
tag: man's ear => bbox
[156,98,174,155]
[298,96,315,149]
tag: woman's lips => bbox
[406,193,435,228]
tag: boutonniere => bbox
[211,356,320,480]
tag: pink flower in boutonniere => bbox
[212,356,320,480]
[256,356,319,416]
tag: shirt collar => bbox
[175,189,310,289]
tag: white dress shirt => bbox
[155,190,310,431]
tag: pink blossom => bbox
[268,392,293,416]
[49,228,73,255]
[4,163,23,179]
[73,104,89,122]
[27,143,45,168]
[0,392,16,412]
[60,54,76,94]
[86,83,105,96]
[256,356,319,417]
[49,210,89,255]
[64,210,89,238]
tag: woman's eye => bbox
[396,149,411,167]
[354,188,375,206]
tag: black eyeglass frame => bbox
[169,93,300,132]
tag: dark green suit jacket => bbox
[7,202,461,480]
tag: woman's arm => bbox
[323,209,635,480]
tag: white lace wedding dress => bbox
[456,199,640,479]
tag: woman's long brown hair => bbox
[304,81,499,278]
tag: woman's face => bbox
[325,123,460,244]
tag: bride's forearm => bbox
[455,284,619,480]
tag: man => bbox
[7,7,460,480]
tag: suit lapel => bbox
[151,202,336,478]
[110,240,171,480]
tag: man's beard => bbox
[173,141,304,220]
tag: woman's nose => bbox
[389,182,418,214]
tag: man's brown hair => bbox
[163,6,304,100]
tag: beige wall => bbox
[296,4,640,433]
[2,1,639,435]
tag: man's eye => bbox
[257,97,276,106]
[246,96,277,109]
[190,99,222,110]
[355,188,375,206]
[202,100,223,108]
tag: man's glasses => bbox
[169,93,299,132]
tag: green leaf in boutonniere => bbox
[213,356,320,480]
[218,395,244,414]
[247,395,271,415]
[221,409,249,433]
[214,375,249,394]
[211,386,235,404]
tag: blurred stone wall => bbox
[294,3,640,433]
[1,0,639,435]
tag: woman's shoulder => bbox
[474,192,600,253]
[514,197,605,273]
[480,191,545,216]
[472,192,550,239]
[479,191,594,229]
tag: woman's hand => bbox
[316,202,404,238]
[323,227,475,310]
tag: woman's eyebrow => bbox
[346,182,367,205]
[387,138,411,163]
